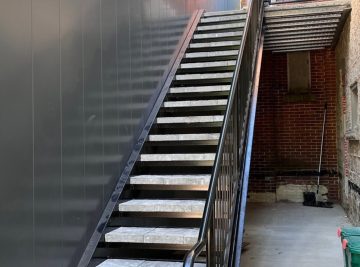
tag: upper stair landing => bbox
[264,0,351,52]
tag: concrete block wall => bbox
[336,0,360,224]
[249,49,339,202]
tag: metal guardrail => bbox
[183,0,264,266]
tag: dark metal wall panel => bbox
[0,1,33,266]
[60,1,88,265]
[32,1,63,266]
[0,0,239,266]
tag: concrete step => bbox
[118,199,205,213]
[169,85,230,94]
[148,133,220,142]
[185,50,238,58]
[189,40,241,49]
[129,174,211,186]
[197,22,245,32]
[204,10,246,17]
[180,60,236,69]
[105,227,199,245]
[175,73,233,81]
[193,32,242,40]
[156,115,224,124]
[163,99,227,108]
[200,14,247,24]
[139,153,215,162]
[97,259,206,267]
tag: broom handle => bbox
[317,103,327,194]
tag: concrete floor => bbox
[241,202,350,267]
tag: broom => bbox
[303,102,333,208]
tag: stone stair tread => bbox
[118,199,205,212]
[169,85,230,94]
[105,227,199,244]
[148,133,220,141]
[180,60,236,69]
[129,174,211,185]
[156,115,224,124]
[203,9,247,17]
[200,14,247,24]
[193,31,242,39]
[197,22,245,31]
[97,259,144,267]
[176,72,233,80]
[97,259,205,267]
[185,50,238,59]
[139,153,215,162]
[190,40,241,49]
[163,99,227,108]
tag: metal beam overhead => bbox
[264,0,351,53]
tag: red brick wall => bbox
[250,49,339,200]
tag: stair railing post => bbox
[207,215,215,267]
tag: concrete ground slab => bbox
[242,202,350,267]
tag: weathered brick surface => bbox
[336,0,360,224]
[249,49,339,201]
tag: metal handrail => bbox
[183,1,264,266]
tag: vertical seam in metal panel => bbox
[59,0,64,258]
[30,0,35,264]
[81,0,86,224]
[100,0,105,204]
[128,0,132,143]
[115,0,119,154]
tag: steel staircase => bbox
[89,6,261,267]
